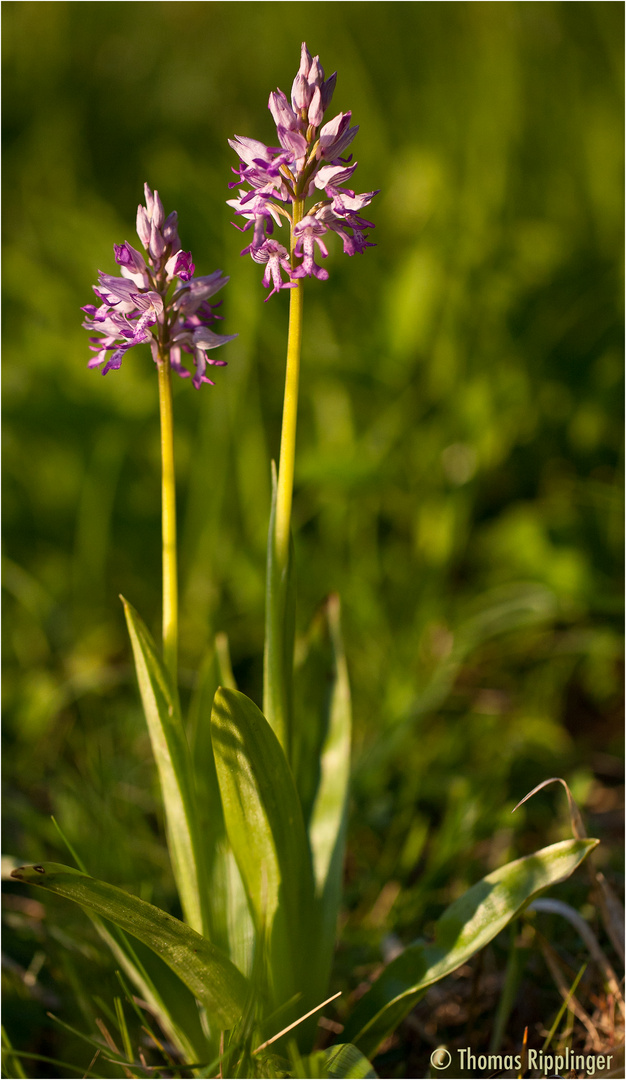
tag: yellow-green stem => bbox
[274,198,305,570]
[157,350,178,686]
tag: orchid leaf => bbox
[263,461,296,757]
[122,597,208,937]
[215,630,238,690]
[343,838,599,1058]
[50,815,208,1061]
[308,594,351,894]
[300,595,352,1002]
[10,862,248,1030]
[187,643,254,975]
[87,908,210,1062]
[291,1043,378,1079]
[324,1044,379,1079]
[211,687,314,1011]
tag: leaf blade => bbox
[11,862,248,1030]
[306,595,352,1002]
[211,687,314,1010]
[122,597,207,937]
[187,643,255,976]
[309,595,352,891]
[343,838,599,1058]
[324,1044,379,1079]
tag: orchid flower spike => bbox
[83,184,236,388]
[228,43,378,298]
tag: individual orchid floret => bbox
[268,90,301,139]
[317,112,359,160]
[165,250,195,282]
[227,189,285,253]
[315,201,376,257]
[228,42,378,297]
[114,241,150,288]
[251,239,297,301]
[83,184,235,387]
[292,217,329,281]
[314,163,359,197]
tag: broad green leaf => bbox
[48,812,209,1058]
[211,687,314,1011]
[215,630,238,690]
[210,840,255,978]
[263,461,296,757]
[308,595,351,893]
[324,1044,379,1079]
[50,815,208,1062]
[301,596,352,1003]
[515,776,625,962]
[187,643,254,975]
[186,642,228,941]
[289,1042,378,1079]
[88,905,210,1063]
[122,597,208,937]
[343,838,598,1058]
[10,862,248,1030]
[187,639,222,759]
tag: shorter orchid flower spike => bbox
[228,43,378,298]
[83,184,236,388]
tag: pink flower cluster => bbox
[228,43,378,299]
[83,184,235,388]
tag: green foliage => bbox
[122,597,208,937]
[211,687,315,1014]
[304,596,352,1002]
[10,862,248,1030]
[291,1042,379,1078]
[343,838,598,1058]
[324,1044,379,1079]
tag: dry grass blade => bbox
[518,1026,528,1080]
[535,934,599,1047]
[513,777,586,839]
[253,991,342,1054]
[594,871,626,967]
[530,898,625,1018]
[515,776,625,976]
[95,1019,135,1079]
[82,1048,101,1080]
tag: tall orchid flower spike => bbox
[228,41,379,297]
[83,184,236,685]
[83,183,236,388]
[226,44,378,763]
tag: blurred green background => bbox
[2,2,623,1076]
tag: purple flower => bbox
[226,188,286,253]
[251,239,297,300]
[228,43,378,297]
[317,112,359,160]
[292,217,329,281]
[83,184,235,388]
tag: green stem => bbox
[274,199,305,571]
[157,349,178,687]
[263,198,304,757]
